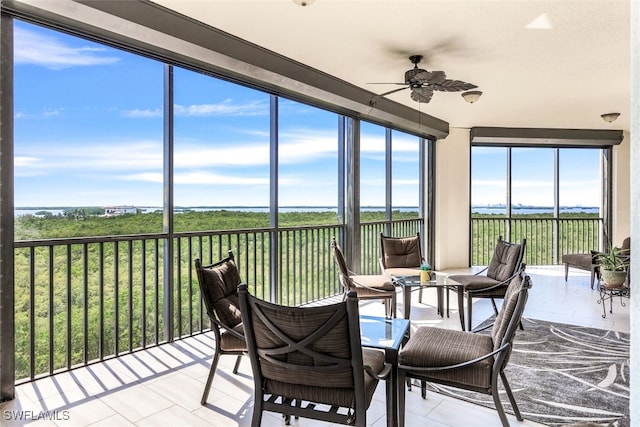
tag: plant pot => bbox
[601,269,627,288]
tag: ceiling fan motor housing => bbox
[405,68,426,86]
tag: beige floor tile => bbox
[136,405,213,427]
[97,384,174,423]
[86,414,135,427]
[50,398,115,427]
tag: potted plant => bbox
[594,246,629,288]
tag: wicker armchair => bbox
[448,236,526,331]
[238,284,390,427]
[332,237,397,317]
[398,271,532,427]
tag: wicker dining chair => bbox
[398,271,532,427]
[238,284,390,427]
[332,237,397,317]
[194,251,247,405]
[448,236,526,331]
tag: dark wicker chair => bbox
[398,271,532,427]
[238,284,390,427]
[332,238,397,317]
[194,252,247,405]
[379,232,429,301]
[448,236,526,331]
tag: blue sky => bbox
[13,20,420,209]
[472,146,600,207]
[13,20,597,210]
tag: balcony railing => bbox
[472,216,603,265]
[14,220,424,383]
[15,215,597,383]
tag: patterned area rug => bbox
[426,318,630,426]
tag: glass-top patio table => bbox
[360,315,410,427]
[391,273,451,320]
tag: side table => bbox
[596,282,630,318]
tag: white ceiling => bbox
[150,0,630,133]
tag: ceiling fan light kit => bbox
[601,112,620,123]
[374,55,478,103]
[462,90,482,103]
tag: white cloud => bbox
[174,171,268,185]
[15,141,163,177]
[174,99,268,116]
[123,170,270,186]
[121,100,269,118]
[512,180,553,189]
[473,179,507,187]
[393,179,418,186]
[278,133,337,164]
[15,26,120,69]
[122,108,163,118]
[175,143,270,167]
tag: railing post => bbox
[162,64,174,342]
[345,118,361,272]
[270,95,279,304]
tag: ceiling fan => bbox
[372,55,478,103]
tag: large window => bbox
[173,67,271,231]
[14,21,164,237]
[391,129,420,218]
[4,16,430,387]
[471,147,507,215]
[512,148,555,212]
[278,99,339,224]
[471,145,604,265]
[359,121,387,219]
[472,146,601,215]
[559,149,601,215]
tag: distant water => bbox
[14,206,419,217]
[14,206,598,217]
[472,206,599,215]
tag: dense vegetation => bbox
[13,209,420,380]
[15,209,421,240]
[12,208,598,380]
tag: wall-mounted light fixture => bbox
[293,0,315,6]
[601,112,620,123]
[462,90,482,103]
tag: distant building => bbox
[104,206,137,216]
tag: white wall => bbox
[613,131,631,246]
[434,127,470,270]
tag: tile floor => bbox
[1,266,630,427]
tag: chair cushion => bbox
[382,236,422,268]
[491,273,523,355]
[201,259,242,327]
[384,267,421,277]
[448,274,500,291]
[487,239,522,282]
[349,274,396,291]
[562,253,595,270]
[399,326,493,388]
[220,324,246,351]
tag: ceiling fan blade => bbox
[367,82,408,85]
[431,79,478,92]
[414,70,447,85]
[378,86,409,97]
[410,87,433,103]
